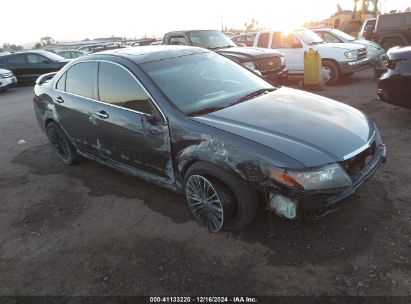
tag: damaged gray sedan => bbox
[33,46,387,232]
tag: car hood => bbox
[351,39,383,51]
[217,47,283,61]
[192,87,374,168]
[315,42,364,51]
[0,68,12,73]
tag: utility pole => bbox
[221,16,223,31]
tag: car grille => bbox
[255,57,281,72]
[342,140,377,183]
[357,48,367,60]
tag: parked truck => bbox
[163,30,288,84]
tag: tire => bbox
[322,60,340,85]
[46,122,79,165]
[183,161,258,232]
[381,38,403,51]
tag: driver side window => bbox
[271,32,302,49]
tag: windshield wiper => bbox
[229,88,275,106]
[188,106,226,116]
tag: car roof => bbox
[91,45,209,64]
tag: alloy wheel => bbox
[47,127,71,162]
[185,175,224,233]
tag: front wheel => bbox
[322,60,340,86]
[184,162,258,232]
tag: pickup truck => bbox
[163,30,288,84]
[254,28,372,85]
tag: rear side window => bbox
[98,62,153,114]
[5,54,27,64]
[56,72,66,91]
[257,33,269,48]
[378,14,402,30]
[65,62,95,99]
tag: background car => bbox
[254,28,371,84]
[0,68,17,92]
[377,46,411,108]
[56,50,86,59]
[130,38,157,46]
[231,34,256,47]
[365,12,411,49]
[313,28,386,79]
[87,45,128,54]
[0,50,69,83]
[313,28,384,63]
[358,18,376,40]
[33,46,386,233]
[163,30,288,84]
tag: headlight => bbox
[265,164,352,190]
[344,51,355,59]
[0,72,13,78]
[243,61,256,70]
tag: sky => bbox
[2,0,410,46]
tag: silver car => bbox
[313,28,384,63]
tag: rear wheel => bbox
[322,60,340,85]
[184,162,258,232]
[46,122,79,165]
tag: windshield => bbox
[331,29,356,41]
[187,31,237,49]
[141,52,274,115]
[295,29,323,45]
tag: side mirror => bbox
[42,59,50,64]
[143,112,162,125]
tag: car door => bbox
[54,61,98,154]
[0,54,28,81]
[271,32,305,73]
[26,53,63,79]
[94,61,173,182]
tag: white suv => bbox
[254,28,372,84]
[0,68,17,92]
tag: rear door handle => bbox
[94,110,109,119]
[55,96,64,103]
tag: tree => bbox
[244,19,260,31]
[2,43,23,51]
[34,43,42,49]
[40,36,55,45]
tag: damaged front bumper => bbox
[267,144,387,219]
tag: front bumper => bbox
[339,57,373,73]
[263,67,289,85]
[0,76,17,90]
[299,143,387,212]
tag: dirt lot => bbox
[0,69,410,298]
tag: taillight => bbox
[386,60,397,70]
[362,31,366,38]
[32,96,37,103]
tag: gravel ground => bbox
[0,69,410,297]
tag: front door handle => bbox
[55,96,64,103]
[94,110,109,119]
